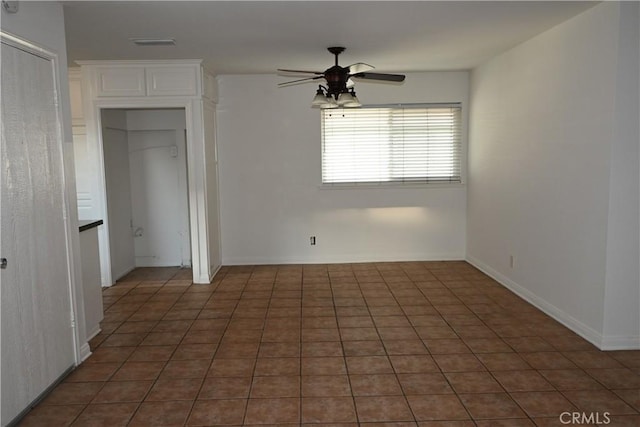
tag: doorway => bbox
[76,62,220,286]
[101,108,191,282]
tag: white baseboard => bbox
[79,342,92,363]
[86,325,101,341]
[192,264,222,284]
[193,264,220,284]
[466,255,610,350]
[193,274,210,284]
[600,335,640,350]
[105,264,136,287]
[222,252,465,266]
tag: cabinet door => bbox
[79,229,103,339]
[146,66,197,96]
[96,66,145,97]
[1,39,76,425]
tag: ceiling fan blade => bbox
[277,68,324,75]
[347,62,374,74]
[346,78,355,89]
[278,76,324,87]
[352,72,406,82]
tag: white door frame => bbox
[81,94,213,285]
[0,31,84,368]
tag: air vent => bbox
[130,38,176,46]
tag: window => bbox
[321,104,462,185]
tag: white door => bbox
[1,39,76,425]
[128,129,190,267]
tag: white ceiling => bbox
[62,1,597,75]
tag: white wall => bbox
[127,109,190,268]
[467,2,639,349]
[602,2,640,348]
[126,109,186,131]
[217,72,468,265]
[102,110,135,280]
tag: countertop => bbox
[79,219,103,232]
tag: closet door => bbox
[1,38,76,424]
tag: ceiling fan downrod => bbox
[327,46,345,66]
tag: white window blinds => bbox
[321,104,462,185]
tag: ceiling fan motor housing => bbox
[324,47,349,98]
[324,65,350,98]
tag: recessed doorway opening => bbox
[100,108,191,282]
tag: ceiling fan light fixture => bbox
[311,88,328,108]
[344,90,361,108]
[337,91,355,106]
[320,97,338,109]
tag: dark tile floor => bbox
[19,262,640,426]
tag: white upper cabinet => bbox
[78,60,214,99]
[146,66,197,96]
[96,66,146,97]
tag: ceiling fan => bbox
[278,47,406,109]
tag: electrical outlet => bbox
[310,236,316,246]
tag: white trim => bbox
[203,100,222,278]
[223,253,465,266]
[212,263,221,279]
[599,335,640,351]
[194,263,221,285]
[110,264,136,286]
[0,31,55,59]
[85,325,102,341]
[79,343,92,363]
[465,255,612,349]
[319,182,466,190]
[77,59,203,66]
[193,272,213,284]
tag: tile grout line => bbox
[185,265,234,425]
[21,263,640,426]
[335,263,362,425]
[370,263,417,423]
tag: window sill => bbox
[318,182,466,190]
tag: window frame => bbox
[320,102,465,189]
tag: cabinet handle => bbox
[1,258,7,269]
